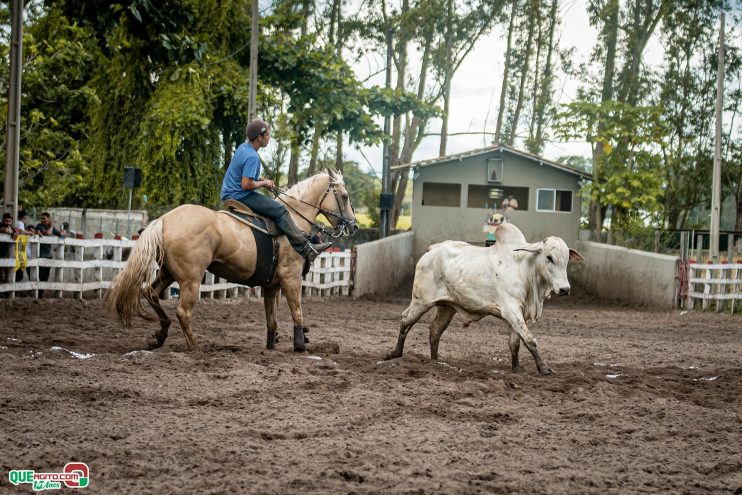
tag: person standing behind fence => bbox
[0,213,19,292]
[34,212,64,297]
[13,210,35,282]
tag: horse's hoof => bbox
[293,325,307,352]
[266,330,277,350]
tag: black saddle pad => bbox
[225,205,311,282]
[238,216,279,287]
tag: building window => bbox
[468,185,502,209]
[422,182,461,207]
[487,158,503,183]
[468,185,529,210]
[536,188,573,212]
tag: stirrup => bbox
[306,242,332,262]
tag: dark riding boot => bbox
[293,325,308,352]
[275,211,332,262]
[299,241,333,263]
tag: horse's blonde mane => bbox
[285,171,344,199]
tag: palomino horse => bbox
[105,171,357,352]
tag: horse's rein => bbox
[271,184,355,238]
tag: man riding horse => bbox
[221,119,332,263]
[106,119,358,354]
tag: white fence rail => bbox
[0,234,351,299]
[685,263,742,314]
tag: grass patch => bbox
[354,213,411,230]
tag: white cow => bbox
[386,223,584,375]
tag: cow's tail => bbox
[105,219,164,327]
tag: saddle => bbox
[222,199,281,236]
[219,200,311,284]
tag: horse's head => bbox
[317,170,358,237]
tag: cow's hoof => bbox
[538,365,555,375]
[511,364,522,373]
[385,351,401,360]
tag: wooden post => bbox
[710,13,724,263]
[96,243,103,298]
[679,231,688,262]
[696,234,704,263]
[715,266,724,314]
[732,266,740,315]
[727,233,734,263]
[702,266,711,312]
[56,240,65,299]
[76,240,84,300]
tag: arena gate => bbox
[683,262,742,314]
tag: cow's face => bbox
[516,237,584,295]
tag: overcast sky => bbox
[342,0,668,176]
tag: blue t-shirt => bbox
[221,143,261,202]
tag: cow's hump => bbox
[494,223,526,246]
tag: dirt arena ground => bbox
[1,294,740,494]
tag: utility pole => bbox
[248,0,259,122]
[379,25,394,239]
[711,12,725,263]
[3,0,23,221]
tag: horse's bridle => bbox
[272,181,356,238]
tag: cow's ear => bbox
[568,248,584,262]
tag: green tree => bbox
[555,100,669,233]
[7,0,428,210]
[0,4,99,208]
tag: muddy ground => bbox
[1,294,740,494]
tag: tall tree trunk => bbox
[527,2,543,150]
[392,40,432,227]
[534,0,558,151]
[508,0,537,146]
[308,125,321,176]
[401,40,432,164]
[301,0,310,36]
[495,0,518,145]
[288,135,300,185]
[335,132,343,172]
[389,0,410,228]
[617,0,669,106]
[439,0,454,157]
[331,0,344,171]
[591,0,619,240]
[224,133,233,169]
[736,175,742,231]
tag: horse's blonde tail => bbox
[105,219,164,327]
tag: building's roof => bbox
[390,143,592,180]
